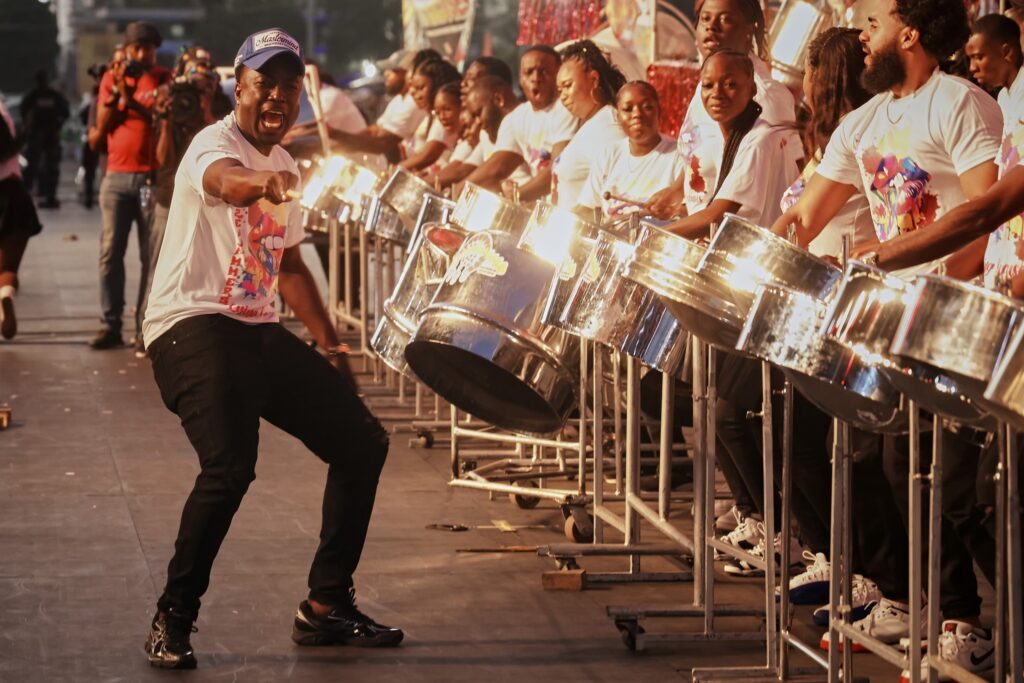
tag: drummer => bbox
[659,49,798,238]
[771,0,1005,660]
[574,81,683,219]
[459,76,532,192]
[550,40,626,209]
[324,48,438,163]
[432,57,515,189]
[646,0,799,220]
[465,46,578,201]
[398,60,461,172]
[852,13,1024,292]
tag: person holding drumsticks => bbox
[141,29,400,668]
[574,81,682,220]
[658,49,799,238]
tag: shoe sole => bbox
[1,297,15,340]
[291,625,404,648]
[144,641,197,669]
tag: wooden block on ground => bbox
[0,407,10,430]
[541,569,585,591]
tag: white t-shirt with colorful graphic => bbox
[377,92,426,140]
[816,69,1002,277]
[984,65,1024,289]
[493,100,578,177]
[678,53,800,213]
[143,114,305,346]
[577,135,684,217]
[552,105,625,209]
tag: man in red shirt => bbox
[90,21,170,350]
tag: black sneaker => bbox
[144,610,197,669]
[89,328,124,349]
[291,593,404,647]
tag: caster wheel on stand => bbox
[563,514,594,543]
[509,480,540,509]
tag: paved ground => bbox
[0,169,900,682]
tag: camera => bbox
[123,59,145,79]
[86,63,108,81]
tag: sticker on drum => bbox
[444,233,509,285]
[582,250,601,283]
[557,258,578,281]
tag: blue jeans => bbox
[98,171,153,334]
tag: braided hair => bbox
[703,49,762,200]
[558,39,628,105]
[695,0,768,60]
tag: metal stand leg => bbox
[924,415,942,683]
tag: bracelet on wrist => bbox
[325,343,350,357]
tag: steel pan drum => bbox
[559,231,688,376]
[370,195,458,377]
[378,167,444,231]
[984,320,1024,430]
[698,213,843,317]
[405,230,580,435]
[451,183,531,236]
[891,274,1024,402]
[738,285,906,432]
[822,260,983,423]
[361,193,405,243]
[516,202,597,330]
[623,222,745,350]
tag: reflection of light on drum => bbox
[522,216,576,268]
[724,241,770,294]
[300,155,348,209]
[426,225,465,255]
[341,166,379,204]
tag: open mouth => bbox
[260,109,286,132]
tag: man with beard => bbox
[466,46,578,201]
[772,0,1002,672]
[141,28,401,669]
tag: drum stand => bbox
[606,342,791,671]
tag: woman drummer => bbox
[574,81,683,220]
[646,0,798,219]
[550,40,627,208]
[400,58,461,172]
[662,49,798,239]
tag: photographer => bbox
[89,22,170,351]
[136,46,220,356]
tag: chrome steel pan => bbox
[822,260,984,423]
[405,230,579,435]
[698,213,843,317]
[738,284,906,433]
[378,166,444,230]
[891,274,1024,403]
[451,183,531,236]
[559,231,687,376]
[984,319,1024,430]
[623,221,745,350]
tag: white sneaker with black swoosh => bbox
[898,620,994,682]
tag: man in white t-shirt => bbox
[772,0,1002,668]
[465,46,578,201]
[141,29,401,671]
[854,15,1024,291]
[460,75,533,188]
[323,49,436,163]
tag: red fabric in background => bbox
[517,0,603,46]
[647,61,701,138]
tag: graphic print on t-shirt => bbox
[860,131,938,241]
[678,119,707,198]
[219,198,287,317]
[985,126,1024,286]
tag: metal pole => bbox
[593,346,606,543]
[692,336,708,608]
[996,423,1007,683]
[827,416,845,683]
[704,344,718,636]
[759,361,778,671]
[908,400,923,683]
[625,355,642,573]
[659,369,675,520]
[1007,425,1023,678]
[779,378,794,678]
[925,415,943,683]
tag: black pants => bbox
[148,314,389,619]
[883,426,992,619]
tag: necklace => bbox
[884,96,905,125]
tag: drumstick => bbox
[303,63,331,158]
[603,191,646,208]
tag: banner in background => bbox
[403,0,475,65]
